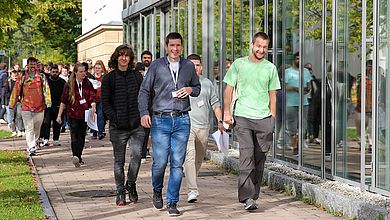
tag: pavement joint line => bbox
[28,152,58,220]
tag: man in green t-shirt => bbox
[223,32,280,210]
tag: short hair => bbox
[165,32,183,46]
[81,62,89,72]
[141,50,153,59]
[0,63,6,70]
[294,52,300,59]
[109,44,135,70]
[51,64,59,70]
[367,60,373,66]
[27,57,38,64]
[187,54,201,62]
[252,32,270,44]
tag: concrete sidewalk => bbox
[1,128,340,220]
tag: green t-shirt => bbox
[223,56,280,119]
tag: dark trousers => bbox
[234,116,275,203]
[68,118,87,161]
[141,128,150,158]
[110,126,145,193]
[40,107,62,141]
[307,99,321,138]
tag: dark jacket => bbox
[2,78,16,106]
[101,68,143,130]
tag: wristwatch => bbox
[218,120,223,124]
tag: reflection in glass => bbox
[275,0,300,164]
[302,0,323,171]
[335,0,362,182]
[377,0,390,191]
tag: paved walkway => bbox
[0,127,340,220]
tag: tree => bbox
[3,0,81,65]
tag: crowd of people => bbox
[2,31,281,216]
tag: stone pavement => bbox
[0,127,340,220]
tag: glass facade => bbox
[123,0,390,196]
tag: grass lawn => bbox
[0,130,13,139]
[0,151,45,219]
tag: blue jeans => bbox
[151,114,190,205]
[6,106,11,125]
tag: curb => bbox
[28,153,57,220]
[206,149,390,220]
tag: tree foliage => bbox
[1,0,81,65]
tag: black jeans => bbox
[110,125,145,193]
[68,118,87,161]
[141,128,150,158]
[40,107,62,141]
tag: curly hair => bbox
[109,45,135,70]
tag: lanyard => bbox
[169,62,179,89]
[78,82,83,98]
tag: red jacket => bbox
[61,78,96,119]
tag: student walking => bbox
[184,54,224,203]
[9,57,52,156]
[57,63,96,167]
[40,64,66,146]
[139,32,201,216]
[223,32,280,210]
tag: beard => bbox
[143,61,151,67]
[252,50,265,61]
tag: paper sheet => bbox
[85,109,98,131]
[212,130,230,156]
[88,78,102,90]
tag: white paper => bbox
[88,78,102,89]
[85,109,98,131]
[212,130,229,156]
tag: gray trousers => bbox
[234,116,275,203]
[110,125,146,193]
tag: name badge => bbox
[172,91,178,98]
[79,99,86,105]
[197,100,205,107]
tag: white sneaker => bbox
[141,158,147,164]
[72,156,80,168]
[85,138,89,143]
[0,119,7,124]
[42,139,49,146]
[53,140,61,146]
[28,146,38,156]
[187,190,198,203]
[11,131,17,137]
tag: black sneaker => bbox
[128,182,138,203]
[153,189,163,209]
[244,198,258,210]
[116,192,126,206]
[167,203,180,216]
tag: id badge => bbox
[172,91,178,98]
[79,99,86,104]
[197,100,205,107]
